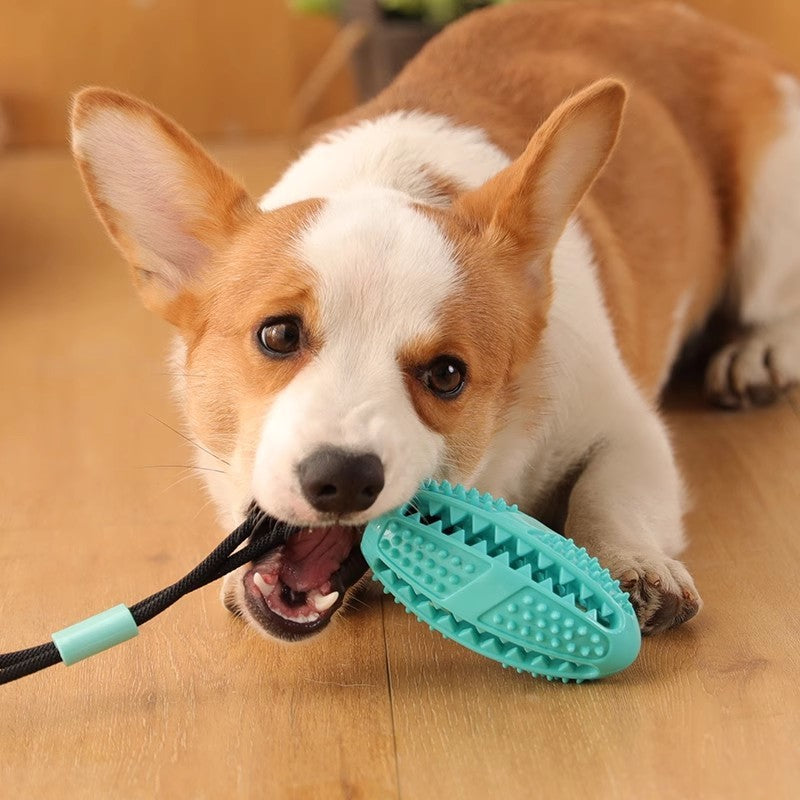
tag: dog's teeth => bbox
[310,590,339,612]
[253,572,274,598]
[273,609,320,624]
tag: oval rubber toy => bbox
[361,480,641,682]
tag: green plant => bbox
[290,0,505,26]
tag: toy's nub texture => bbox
[361,480,641,682]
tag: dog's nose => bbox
[297,448,385,514]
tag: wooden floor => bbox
[1,142,799,800]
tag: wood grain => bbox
[0,0,356,147]
[1,141,799,799]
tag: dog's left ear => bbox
[454,79,626,281]
[71,88,257,322]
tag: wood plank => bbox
[0,0,356,147]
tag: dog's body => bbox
[72,2,800,640]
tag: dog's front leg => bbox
[562,408,702,634]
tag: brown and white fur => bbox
[71,2,800,640]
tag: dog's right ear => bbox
[453,79,626,285]
[71,88,257,323]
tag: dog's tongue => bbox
[279,525,358,592]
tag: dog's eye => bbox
[421,356,467,398]
[257,317,302,357]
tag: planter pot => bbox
[340,0,438,100]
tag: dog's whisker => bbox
[344,594,370,611]
[190,496,217,522]
[155,470,207,497]
[138,464,227,474]
[146,412,231,466]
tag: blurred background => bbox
[2,0,800,152]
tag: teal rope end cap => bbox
[52,604,139,666]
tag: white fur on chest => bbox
[470,219,645,505]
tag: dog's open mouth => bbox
[242,522,369,640]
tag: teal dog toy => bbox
[363,480,640,682]
[1,481,639,684]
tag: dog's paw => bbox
[607,553,702,635]
[705,321,800,409]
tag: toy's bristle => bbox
[406,485,633,630]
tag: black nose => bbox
[298,448,385,514]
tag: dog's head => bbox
[70,82,624,641]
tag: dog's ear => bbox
[71,88,257,322]
[454,79,626,282]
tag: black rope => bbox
[0,510,286,685]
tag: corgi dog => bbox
[71,1,800,642]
